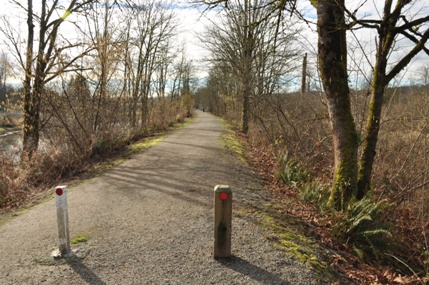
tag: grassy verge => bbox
[218,118,247,164]
[259,203,332,275]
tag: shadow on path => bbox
[67,259,106,285]
[218,255,290,285]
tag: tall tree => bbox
[349,1,429,198]
[313,0,359,210]
[2,0,94,160]
[201,0,262,134]
[277,0,429,209]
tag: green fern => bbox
[298,181,330,213]
[277,152,308,186]
[349,214,373,233]
[353,245,365,262]
[335,197,393,261]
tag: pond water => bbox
[0,131,21,164]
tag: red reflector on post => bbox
[56,188,63,196]
[219,192,228,201]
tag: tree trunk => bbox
[23,0,47,159]
[22,0,36,159]
[317,0,358,210]
[357,72,386,199]
[241,70,250,134]
[241,28,253,134]
[301,53,307,95]
[356,7,394,199]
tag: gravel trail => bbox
[0,112,329,285]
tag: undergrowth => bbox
[274,149,413,281]
[333,197,394,263]
[277,152,309,186]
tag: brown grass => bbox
[0,98,190,211]
[220,86,429,283]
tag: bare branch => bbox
[386,28,429,82]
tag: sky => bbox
[160,0,429,89]
[1,0,428,89]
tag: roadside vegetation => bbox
[197,0,429,283]
[0,1,195,211]
[201,86,429,284]
[0,105,193,211]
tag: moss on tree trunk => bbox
[317,0,358,211]
[357,75,386,199]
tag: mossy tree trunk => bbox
[317,0,358,211]
[22,0,35,160]
[23,0,52,159]
[357,66,388,199]
[357,0,429,199]
[357,1,397,199]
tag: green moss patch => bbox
[257,203,333,278]
[219,120,247,164]
[128,136,166,153]
[71,235,89,244]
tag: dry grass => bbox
[0,97,190,210]
[222,86,429,281]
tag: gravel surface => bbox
[0,112,330,284]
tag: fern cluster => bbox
[334,197,393,262]
[277,152,309,186]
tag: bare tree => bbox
[124,0,177,129]
[201,0,298,133]
[1,0,94,160]
[347,1,429,199]
[200,0,261,133]
[201,62,240,115]
[0,51,12,110]
[419,65,429,86]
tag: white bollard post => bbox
[214,185,232,259]
[54,186,71,256]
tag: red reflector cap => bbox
[56,188,63,196]
[219,192,228,201]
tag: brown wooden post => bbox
[214,185,232,259]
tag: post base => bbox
[51,249,74,259]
